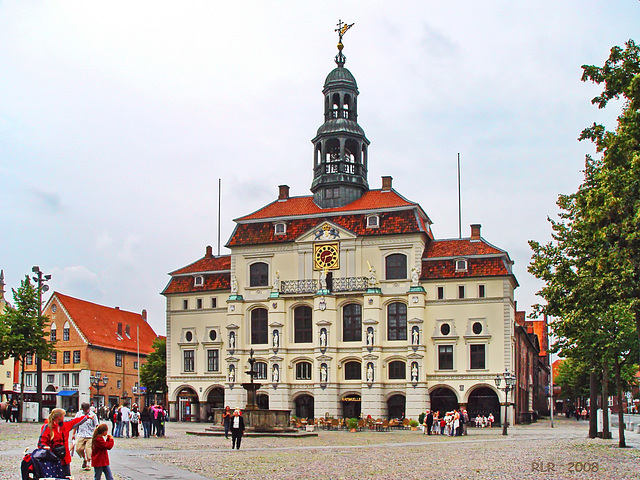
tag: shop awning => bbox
[57,390,79,397]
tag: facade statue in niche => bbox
[320,364,328,383]
[230,275,238,294]
[411,266,420,287]
[366,327,374,346]
[367,262,377,287]
[412,326,419,345]
[411,363,418,382]
[273,329,280,349]
[228,365,235,383]
[320,328,327,348]
[272,271,280,292]
[272,364,279,383]
[366,363,374,382]
[229,332,235,350]
[319,267,328,291]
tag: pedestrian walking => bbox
[92,424,114,480]
[71,402,98,471]
[222,406,232,439]
[230,409,245,450]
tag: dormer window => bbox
[366,215,379,228]
[274,222,286,235]
[194,275,204,287]
[455,259,468,271]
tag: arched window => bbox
[385,254,407,280]
[50,323,57,342]
[388,361,406,379]
[250,262,269,287]
[342,303,362,342]
[251,308,268,344]
[63,322,70,341]
[344,361,361,380]
[254,361,268,380]
[295,361,312,380]
[387,302,407,341]
[294,306,312,343]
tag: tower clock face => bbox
[314,243,339,270]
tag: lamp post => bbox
[90,372,109,407]
[32,266,51,422]
[494,369,516,436]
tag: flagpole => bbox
[458,153,462,239]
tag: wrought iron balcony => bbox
[280,276,368,295]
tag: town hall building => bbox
[163,29,519,424]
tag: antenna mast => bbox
[458,153,462,239]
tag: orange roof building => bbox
[22,292,158,411]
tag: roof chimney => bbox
[142,309,147,321]
[470,224,481,240]
[381,176,393,191]
[205,245,213,258]
[278,185,290,200]
[115,306,120,310]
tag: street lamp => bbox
[32,266,51,422]
[494,369,516,436]
[90,372,109,406]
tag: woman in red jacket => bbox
[37,408,87,477]
[91,424,114,480]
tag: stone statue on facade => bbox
[411,266,420,287]
[273,330,279,349]
[366,363,374,383]
[231,275,238,294]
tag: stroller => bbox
[21,447,71,480]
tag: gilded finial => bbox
[334,19,354,67]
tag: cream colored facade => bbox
[164,39,518,424]
[164,221,517,423]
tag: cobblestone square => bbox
[1,418,639,480]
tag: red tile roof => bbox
[169,254,231,276]
[51,292,158,355]
[229,210,429,246]
[163,253,231,295]
[236,189,423,221]
[162,272,230,295]
[420,257,512,280]
[423,238,505,258]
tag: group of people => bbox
[474,413,495,428]
[108,403,166,438]
[421,409,471,436]
[221,406,246,449]
[2,399,20,422]
[32,402,115,480]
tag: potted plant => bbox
[409,419,419,431]
[347,417,359,432]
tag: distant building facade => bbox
[22,292,158,411]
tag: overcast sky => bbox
[1,1,638,337]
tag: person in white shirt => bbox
[72,402,98,470]
[120,404,131,438]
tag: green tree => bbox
[0,276,55,421]
[529,39,640,447]
[140,337,167,400]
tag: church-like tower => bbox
[311,23,370,208]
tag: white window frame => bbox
[366,214,380,229]
[194,275,204,287]
[274,222,287,235]
[455,258,468,272]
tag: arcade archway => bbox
[294,394,314,419]
[467,386,501,425]
[430,387,459,416]
[177,387,199,422]
[341,394,361,419]
[386,394,406,420]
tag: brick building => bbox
[22,292,158,411]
